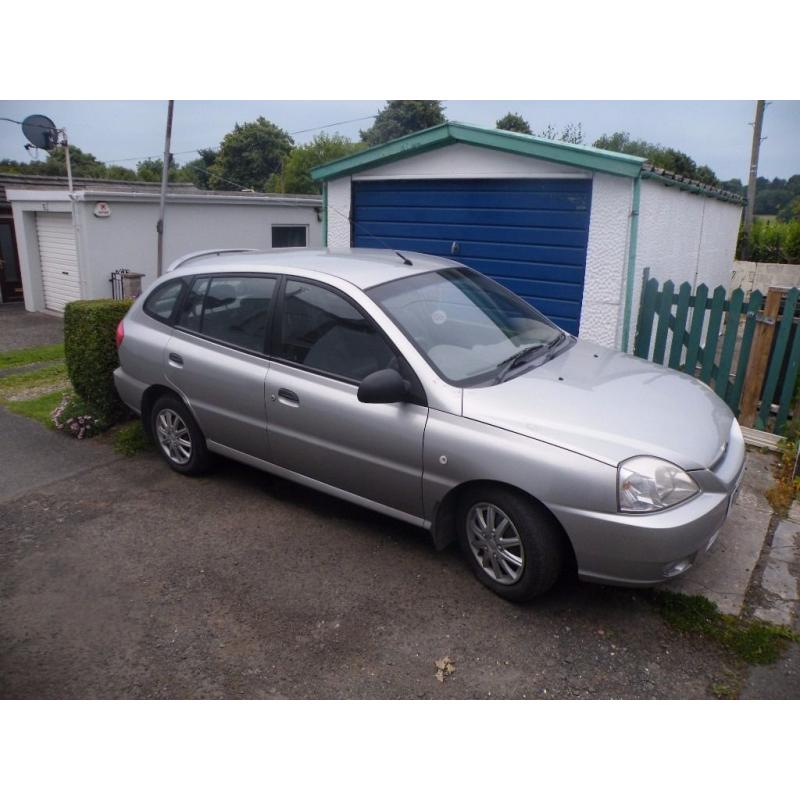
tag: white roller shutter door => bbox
[36,212,80,312]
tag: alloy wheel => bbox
[466,502,525,585]
[155,408,192,465]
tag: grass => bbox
[0,343,64,370]
[113,420,153,456]
[0,350,69,426]
[4,389,64,427]
[0,362,69,402]
[651,591,798,666]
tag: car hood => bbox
[461,339,734,470]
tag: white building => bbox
[1,175,322,312]
[311,122,743,351]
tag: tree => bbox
[360,101,446,147]
[593,131,718,185]
[175,148,218,189]
[208,117,294,192]
[496,112,531,134]
[539,122,584,145]
[720,178,745,195]
[105,165,138,181]
[136,158,178,183]
[0,158,42,176]
[41,145,108,178]
[269,133,365,195]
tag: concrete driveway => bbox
[0,409,772,699]
[0,304,63,350]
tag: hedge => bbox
[64,298,133,421]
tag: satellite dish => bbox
[21,114,58,151]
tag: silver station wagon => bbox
[114,248,746,601]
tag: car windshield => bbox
[368,267,563,386]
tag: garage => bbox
[35,212,80,312]
[352,177,591,334]
[2,174,323,313]
[312,122,744,351]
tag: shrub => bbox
[51,393,109,439]
[64,298,132,420]
[738,218,800,264]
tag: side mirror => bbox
[357,368,411,404]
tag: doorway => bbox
[0,219,23,302]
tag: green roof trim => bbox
[310,121,645,181]
[640,167,745,205]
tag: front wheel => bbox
[457,487,563,602]
[151,394,211,475]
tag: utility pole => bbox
[156,100,174,276]
[742,100,766,261]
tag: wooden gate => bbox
[634,278,800,435]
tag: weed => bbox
[710,681,740,700]
[765,426,800,516]
[651,591,798,665]
[113,420,153,456]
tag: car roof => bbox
[173,248,459,290]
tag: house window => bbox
[272,225,308,248]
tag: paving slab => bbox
[667,450,775,616]
[751,519,800,628]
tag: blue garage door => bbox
[352,178,592,334]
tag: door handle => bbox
[168,352,184,366]
[277,388,299,406]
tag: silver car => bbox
[114,248,746,601]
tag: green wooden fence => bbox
[633,277,800,434]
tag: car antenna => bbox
[327,203,414,266]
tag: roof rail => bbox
[165,248,259,273]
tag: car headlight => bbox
[618,456,699,513]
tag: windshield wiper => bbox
[494,333,566,383]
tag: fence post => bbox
[739,287,782,427]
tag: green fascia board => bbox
[310,124,454,181]
[640,169,745,205]
[310,121,645,181]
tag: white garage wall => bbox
[354,142,589,180]
[628,181,742,350]
[9,193,322,311]
[579,173,634,348]
[75,199,322,299]
[327,176,352,252]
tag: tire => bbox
[457,486,563,602]
[150,394,212,476]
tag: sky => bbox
[0,100,798,182]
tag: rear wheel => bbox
[457,487,563,602]
[151,394,211,475]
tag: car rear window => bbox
[143,279,184,323]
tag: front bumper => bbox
[552,452,746,588]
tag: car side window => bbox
[176,277,210,331]
[176,275,276,352]
[143,279,184,323]
[278,280,396,382]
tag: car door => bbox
[265,277,428,520]
[165,273,277,461]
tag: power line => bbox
[104,114,377,166]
